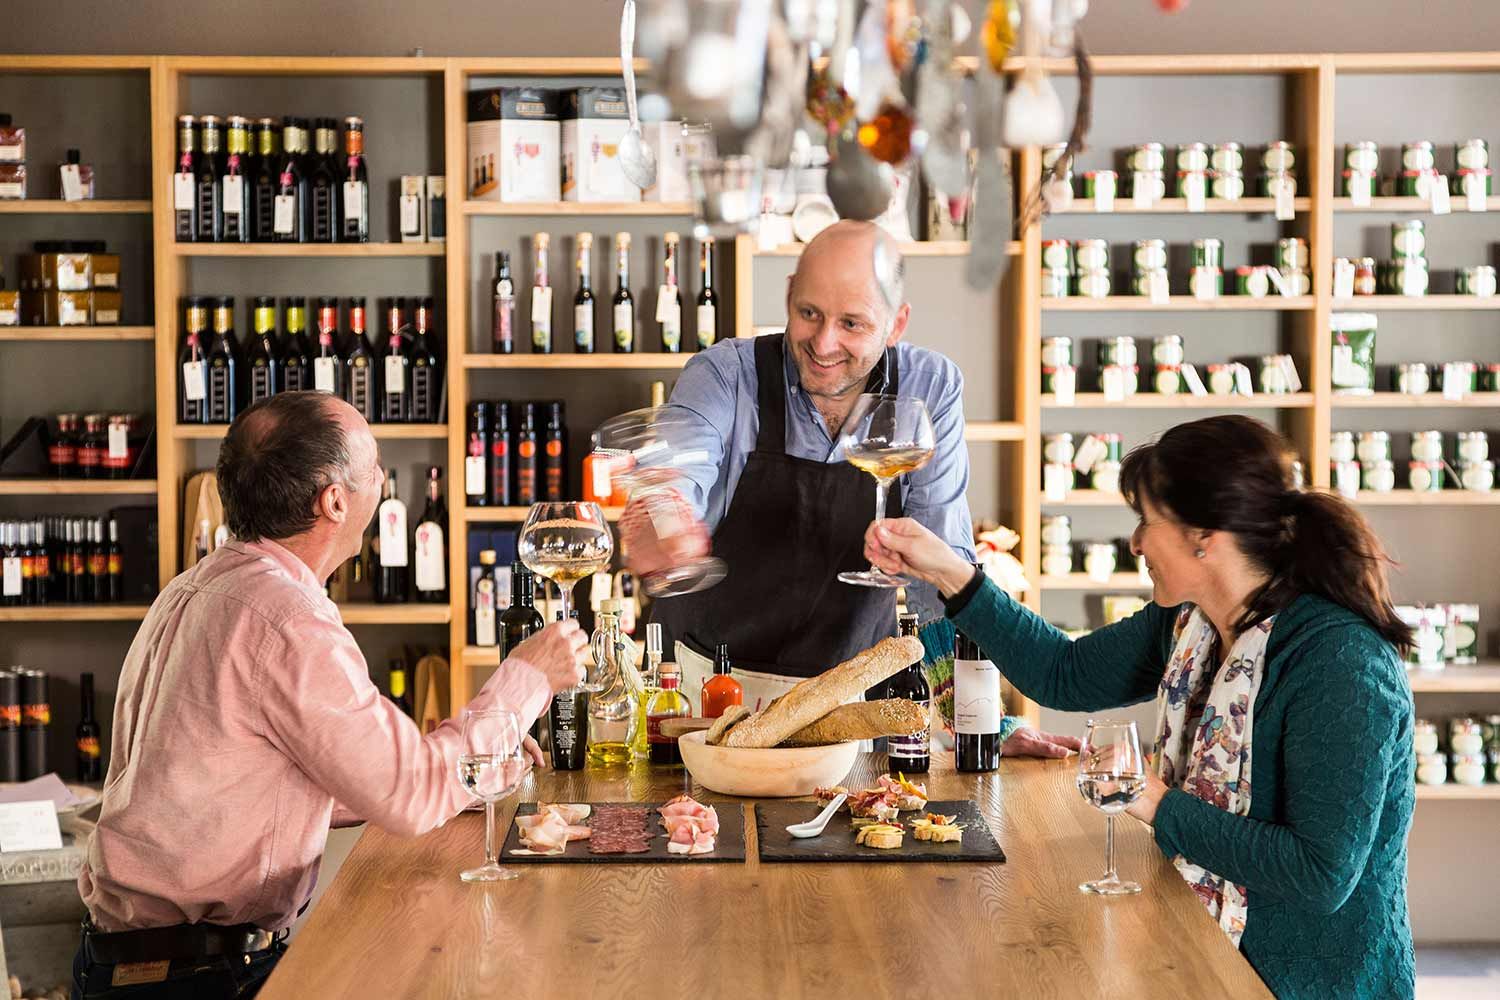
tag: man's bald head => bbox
[792,220,906,324]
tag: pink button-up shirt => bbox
[79,538,551,932]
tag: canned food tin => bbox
[1482,363,1500,393]
[1357,430,1392,465]
[1259,355,1292,394]
[1041,337,1073,370]
[1099,433,1123,463]
[1041,544,1074,577]
[1042,143,1073,175]
[1451,169,1492,198]
[1457,265,1497,297]
[1330,431,1356,463]
[1074,238,1109,271]
[1276,238,1309,272]
[1391,221,1426,258]
[1458,431,1489,464]
[1083,170,1118,198]
[1415,752,1448,786]
[1210,143,1243,173]
[1331,460,1361,497]
[1262,141,1296,173]
[1362,459,1396,493]
[1191,238,1224,270]
[1043,432,1075,465]
[1041,267,1070,298]
[1341,169,1377,199]
[1278,268,1312,297]
[1410,430,1444,463]
[1408,459,1445,492]
[1437,361,1478,395]
[1235,265,1270,298]
[1401,140,1436,172]
[1042,239,1073,271]
[1189,267,1223,298]
[1258,170,1297,198]
[1041,515,1073,546]
[1394,362,1431,396]
[1097,336,1138,369]
[1152,335,1185,367]
[1176,143,1210,173]
[1082,541,1117,579]
[1461,460,1495,493]
[1456,139,1490,171]
[1074,268,1111,298]
[1414,720,1440,755]
[1345,141,1379,174]
[1132,239,1168,272]
[1452,753,1486,786]
[1206,363,1237,395]
[1355,258,1377,295]
[1210,171,1244,201]
[1132,270,1170,296]
[1397,169,1441,198]
[1153,365,1183,395]
[1090,461,1122,495]
[1175,170,1209,198]
[1128,143,1166,173]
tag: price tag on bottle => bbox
[1093,172,1116,213]
[464,455,486,497]
[1185,173,1206,213]
[400,194,421,234]
[343,181,365,223]
[222,175,243,214]
[1467,177,1487,213]
[1182,362,1208,396]
[107,422,128,460]
[173,172,194,211]
[182,361,207,401]
[60,163,84,202]
[531,285,552,324]
[1043,463,1071,503]
[313,356,337,394]
[2,557,21,597]
[1333,258,1355,300]
[1430,178,1452,215]
[1052,366,1076,407]
[1273,174,1295,220]
[1444,362,1467,401]
[655,284,679,323]
[1149,270,1170,304]
[1233,363,1255,396]
[1350,171,1373,208]
[1101,365,1127,402]
[384,355,405,393]
[273,194,295,235]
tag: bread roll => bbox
[778,699,927,747]
[722,637,924,749]
[704,704,752,746]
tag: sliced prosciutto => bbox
[514,804,593,855]
[658,795,718,854]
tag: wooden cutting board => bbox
[498,802,746,864]
[755,800,1006,863]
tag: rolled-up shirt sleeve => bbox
[256,608,552,838]
[665,347,737,523]
[902,362,976,624]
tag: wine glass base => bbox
[1079,876,1141,896]
[640,557,728,598]
[461,863,520,883]
[838,569,909,588]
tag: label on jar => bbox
[1444,363,1468,401]
[1101,366,1128,402]
[1182,363,1208,396]
[1148,270,1169,304]
[1073,434,1106,476]
[1274,174,1295,220]
[1053,366,1075,406]
[1093,172,1116,212]
[1185,173,1207,212]
[1350,171,1373,207]
[173,172,195,211]
[1333,259,1355,299]
[1043,464,1071,502]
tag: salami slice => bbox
[587,806,652,854]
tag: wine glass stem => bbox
[483,800,497,868]
[1104,814,1117,881]
[558,582,573,621]
[873,477,892,524]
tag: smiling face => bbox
[1130,492,1211,608]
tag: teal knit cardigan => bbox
[948,579,1415,1000]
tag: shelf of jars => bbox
[1333,196,1500,214]
[462,201,696,216]
[170,242,444,258]
[0,199,152,214]
[1407,663,1500,693]
[964,421,1027,442]
[0,605,151,622]
[754,240,1013,258]
[1040,573,1152,593]
[1040,490,1125,508]
[337,603,451,626]
[1332,394,1500,408]
[463,353,694,370]
[0,326,155,342]
[172,423,448,440]
[1040,392,1315,410]
[0,479,158,496]
[1346,491,1500,507]
[1049,197,1312,215]
[1414,784,1500,801]
[1042,295,1315,312]
[1329,296,1500,311]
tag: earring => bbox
[1195,549,1206,559]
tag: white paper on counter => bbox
[0,801,63,853]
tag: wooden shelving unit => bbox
[1050,197,1312,215]
[1415,784,1500,801]
[1042,296,1315,312]
[170,242,444,258]
[463,201,695,216]
[464,353,693,370]
[1407,663,1500,693]
[1332,195,1500,213]
[1041,393,1315,409]
[1041,490,1125,507]
[0,605,151,622]
[1332,393,1500,408]
[0,199,152,214]
[1349,491,1500,507]
[0,479,158,496]
[1329,296,1500,311]
[0,326,155,342]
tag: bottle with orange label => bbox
[516,402,540,505]
[76,671,102,782]
[701,643,744,719]
[543,401,568,501]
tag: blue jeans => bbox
[71,937,285,1000]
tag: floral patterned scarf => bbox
[1154,605,1275,947]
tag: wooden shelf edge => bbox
[1332,196,1500,214]
[164,55,449,75]
[464,201,695,216]
[1042,393,1314,410]
[1041,491,1125,507]
[170,243,444,258]
[965,422,1026,442]
[1050,198,1312,215]
[1332,393,1500,409]
[0,199,152,214]
[1346,491,1500,507]
[754,240,1011,258]
[1042,296,1314,312]
[1415,784,1500,801]
[463,353,693,370]
[1330,296,1500,311]
[337,604,452,625]
[0,326,154,341]
[0,479,158,495]
[0,605,151,622]
[1407,663,1500,693]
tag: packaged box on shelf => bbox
[22,289,91,326]
[91,252,121,290]
[399,175,426,242]
[91,289,122,325]
[562,87,639,203]
[20,246,91,291]
[0,114,25,163]
[0,162,23,199]
[0,290,19,326]
[643,120,691,203]
[426,175,446,243]
[467,87,561,203]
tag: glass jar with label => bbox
[1276,238,1309,272]
[1391,221,1426,259]
[1451,753,1486,787]
[1132,240,1168,273]
[1128,171,1166,202]
[1042,239,1073,272]
[1206,363,1236,395]
[1262,141,1296,173]
[1331,460,1361,498]
[1354,258,1377,295]
[1082,542,1117,580]
[1043,432,1075,466]
[1489,748,1500,784]
[1176,143,1209,173]
[1259,171,1297,198]
[1073,239,1109,272]
[1041,515,1072,547]
[1437,361,1478,396]
[1148,335,1183,367]
[1415,752,1447,786]
[1456,139,1489,171]
[1461,460,1494,493]
[1041,544,1073,578]
[1097,336,1138,370]
[1457,431,1489,464]
[1357,431,1391,464]
[1154,365,1183,395]
[1041,267,1070,299]
[1401,140,1436,172]
[1446,607,1481,666]
[1413,720,1440,756]
[1042,337,1073,392]
[1329,431,1356,464]
[1258,355,1292,394]
[1410,430,1444,463]
[1210,171,1244,201]
[1408,460,1444,492]
[1128,143,1166,173]
[1457,265,1497,297]
[1483,715,1500,749]
[1362,459,1396,493]
[1074,269,1111,299]
[1394,362,1430,396]
[1450,718,1485,755]
[1091,460,1122,494]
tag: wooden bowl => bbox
[677,730,860,798]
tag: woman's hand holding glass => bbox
[862,517,977,598]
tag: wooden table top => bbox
[258,752,1272,999]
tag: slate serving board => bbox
[755,800,1005,863]
[498,802,746,864]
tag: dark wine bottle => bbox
[413,465,448,603]
[308,117,341,243]
[106,518,122,603]
[250,117,280,242]
[379,297,410,423]
[339,116,370,243]
[387,660,415,717]
[492,251,515,354]
[464,401,491,508]
[281,297,313,391]
[887,612,931,774]
[246,296,282,404]
[547,610,588,771]
[500,564,545,740]
[313,297,344,397]
[573,233,595,353]
[954,614,1001,773]
[194,115,225,243]
[516,402,540,505]
[409,297,441,424]
[342,297,377,422]
[273,117,309,243]
[221,115,252,242]
[206,296,240,424]
[542,401,567,502]
[173,115,198,242]
[611,232,634,353]
[696,235,718,350]
[178,296,209,424]
[375,468,410,603]
[489,401,513,506]
[76,672,102,782]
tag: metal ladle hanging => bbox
[824,0,894,221]
[618,0,658,190]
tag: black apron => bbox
[650,334,903,679]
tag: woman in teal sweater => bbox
[865,416,1415,1000]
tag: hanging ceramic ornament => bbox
[915,0,971,197]
[858,100,921,165]
[827,131,897,220]
[885,0,921,73]
[806,68,856,136]
[854,0,897,122]
[1002,0,1065,147]
[980,0,1019,71]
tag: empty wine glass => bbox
[518,501,613,690]
[837,394,935,588]
[456,708,530,883]
[1076,718,1146,896]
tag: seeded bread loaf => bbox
[777,699,927,747]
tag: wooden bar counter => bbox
[258,752,1272,999]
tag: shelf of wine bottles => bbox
[0,515,126,607]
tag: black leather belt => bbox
[84,920,286,964]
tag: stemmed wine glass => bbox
[518,501,614,691]
[456,708,530,883]
[1076,718,1146,896]
[836,394,935,588]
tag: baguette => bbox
[722,637,924,749]
[704,704,752,746]
[778,699,927,747]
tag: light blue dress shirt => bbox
[666,335,977,625]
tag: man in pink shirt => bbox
[73,392,586,999]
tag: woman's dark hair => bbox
[216,392,357,542]
[1119,415,1412,653]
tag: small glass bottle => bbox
[631,622,663,762]
[59,148,95,201]
[646,662,692,766]
[700,642,743,719]
[586,601,638,767]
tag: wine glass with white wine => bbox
[837,394,935,588]
[456,708,530,883]
[1076,718,1146,896]
[518,501,614,691]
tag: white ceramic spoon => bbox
[786,793,848,838]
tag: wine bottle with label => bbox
[516,402,540,505]
[340,116,369,243]
[490,401,513,506]
[573,233,595,352]
[194,115,225,243]
[76,672,102,782]
[379,297,410,423]
[492,251,515,354]
[308,117,341,243]
[173,115,199,242]
[251,117,280,242]
[543,401,567,502]
[612,232,634,353]
[414,465,447,603]
[178,296,209,423]
[500,563,545,740]
[281,297,313,391]
[375,468,410,603]
[531,233,552,353]
[472,549,498,647]
[410,297,441,424]
[954,617,1001,773]
[273,118,309,243]
[696,235,717,350]
[659,232,682,353]
[106,518,122,602]
[886,612,931,774]
[206,296,240,424]
[221,115,252,242]
[464,401,490,508]
[246,296,282,404]
[313,297,345,396]
[343,297,378,422]
[387,660,414,717]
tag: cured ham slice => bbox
[536,802,591,825]
[515,804,594,855]
[665,817,717,855]
[658,795,718,854]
